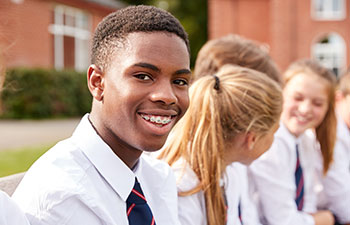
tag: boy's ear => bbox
[246,132,258,151]
[87,64,105,101]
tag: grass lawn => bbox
[0,144,53,177]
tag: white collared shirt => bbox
[230,163,262,225]
[315,117,350,224]
[172,159,261,225]
[0,191,30,225]
[12,114,180,225]
[335,116,350,171]
[249,123,316,225]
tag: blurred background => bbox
[0,0,349,176]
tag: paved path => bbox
[0,118,80,151]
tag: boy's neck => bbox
[88,114,143,169]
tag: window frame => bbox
[311,33,347,77]
[48,5,91,71]
[311,0,346,21]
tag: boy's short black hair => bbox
[91,5,190,71]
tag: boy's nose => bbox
[150,81,177,105]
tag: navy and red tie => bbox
[126,178,156,225]
[238,199,243,224]
[295,144,304,211]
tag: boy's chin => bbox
[139,142,166,153]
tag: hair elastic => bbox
[213,75,220,91]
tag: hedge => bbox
[0,68,92,119]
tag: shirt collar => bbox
[71,114,135,201]
[278,122,300,146]
[278,122,312,148]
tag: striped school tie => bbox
[126,178,156,225]
[238,199,243,224]
[295,144,304,211]
[222,186,228,223]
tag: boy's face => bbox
[90,32,191,155]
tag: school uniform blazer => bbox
[314,117,350,224]
[172,158,261,225]
[249,123,316,225]
[12,114,180,225]
[0,191,30,225]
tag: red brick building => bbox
[208,0,350,75]
[0,0,124,71]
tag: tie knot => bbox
[127,178,147,205]
[126,178,156,225]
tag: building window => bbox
[312,33,346,76]
[312,0,346,20]
[49,5,90,71]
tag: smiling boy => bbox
[12,5,191,225]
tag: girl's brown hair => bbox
[283,59,337,173]
[194,34,282,85]
[159,65,282,225]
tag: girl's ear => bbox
[87,64,105,101]
[246,132,258,151]
[335,90,344,102]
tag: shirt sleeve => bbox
[238,166,262,225]
[153,167,182,225]
[16,191,105,225]
[172,161,207,225]
[319,139,350,224]
[177,191,207,225]
[0,191,30,225]
[249,140,315,225]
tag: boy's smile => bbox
[88,31,191,167]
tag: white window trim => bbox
[311,0,346,21]
[311,33,347,76]
[48,5,91,71]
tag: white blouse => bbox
[314,117,350,224]
[249,123,316,225]
[173,159,261,225]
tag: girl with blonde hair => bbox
[159,64,283,225]
[193,34,282,85]
[249,59,348,225]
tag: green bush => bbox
[0,68,92,119]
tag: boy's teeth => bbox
[141,114,172,125]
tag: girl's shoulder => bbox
[171,159,199,192]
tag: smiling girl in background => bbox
[249,59,340,225]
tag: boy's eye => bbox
[173,79,188,86]
[134,74,152,81]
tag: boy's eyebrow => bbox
[174,69,192,75]
[132,62,191,75]
[133,62,160,72]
